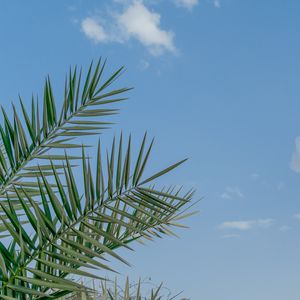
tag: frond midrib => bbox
[0,184,141,295]
[0,97,109,199]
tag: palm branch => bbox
[63,277,187,300]
[0,61,195,299]
[0,59,128,205]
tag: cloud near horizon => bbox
[221,186,244,199]
[174,0,220,9]
[80,1,176,56]
[219,219,274,230]
[174,0,198,10]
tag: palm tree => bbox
[0,59,195,299]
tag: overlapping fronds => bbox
[0,60,195,299]
[63,277,185,300]
[0,134,194,299]
[0,59,129,204]
[100,278,166,300]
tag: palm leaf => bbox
[64,277,181,300]
[0,59,130,203]
[0,60,195,300]
[0,136,194,299]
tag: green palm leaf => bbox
[0,135,193,299]
[0,59,130,203]
[60,277,183,300]
[0,60,196,300]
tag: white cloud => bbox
[290,136,300,172]
[80,2,176,56]
[219,219,274,231]
[174,0,198,10]
[220,221,253,230]
[221,186,244,199]
[117,1,176,55]
[81,18,108,43]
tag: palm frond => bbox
[0,59,130,203]
[96,277,176,300]
[0,135,194,299]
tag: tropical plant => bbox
[0,59,195,299]
[60,277,189,300]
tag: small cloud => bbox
[294,213,300,220]
[81,18,108,43]
[174,0,198,10]
[221,186,244,199]
[219,219,274,231]
[290,136,300,172]
[117,1,176,55]
[279,225,291,232]
[220,221,252,230]
[113,0,129,3]
[222,234,240,239]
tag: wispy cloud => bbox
[174,0,198,10]
[290,136,300,172]
[117,1,176,55]
[80,1,176,56]
[219,219,274,231]
[221,186,244,199]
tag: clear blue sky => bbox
[1,1,300,299]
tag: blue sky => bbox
[1,1,300,299]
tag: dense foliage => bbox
[0,60,194,299]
